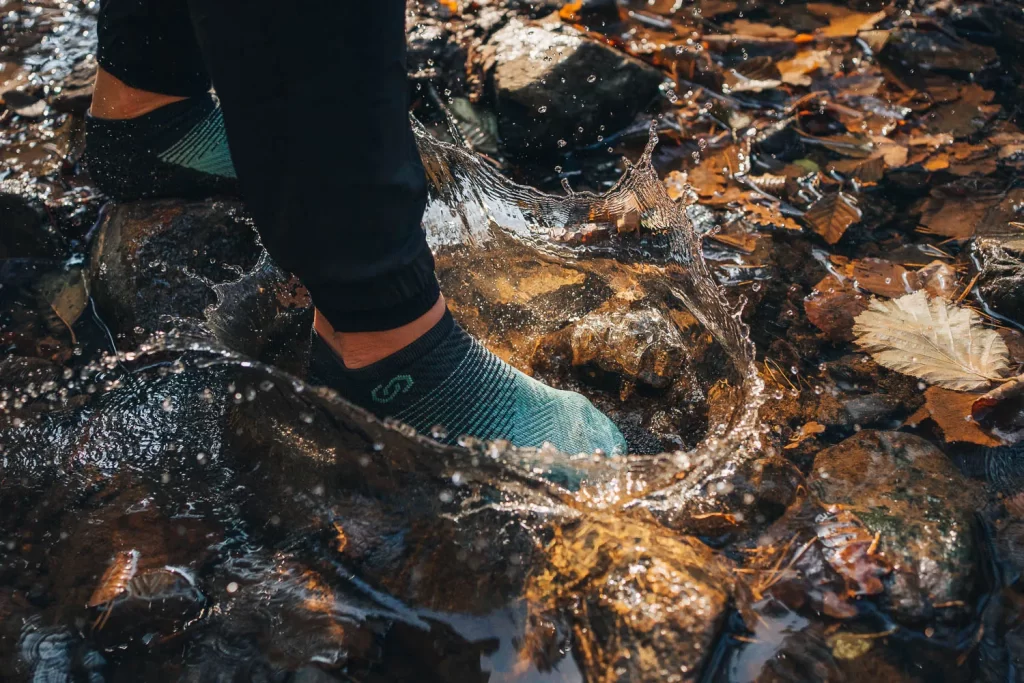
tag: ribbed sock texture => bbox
[85,95,238,201]
[310,310,627,457]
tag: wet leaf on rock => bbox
[814,506,890,597]
[805,274,869,343]
[88,550,140,609]
[850,258,919,298]
[804,192,861,245]
[906,386,1004,447]
[853,291,1010,391]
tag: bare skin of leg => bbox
[90,67,187,119]
[314,294,446,369]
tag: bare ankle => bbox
[314,295,446,369]
[90,67,189,120]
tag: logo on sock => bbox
[371,375,414,403]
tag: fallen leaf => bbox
[916,261,959,300]
[906,386,1003,447]
[829,155,886,183]
[972,372,1024,422]
[784,420,826,448]
[724,19,797,39]
[688,154,729,197]
[804,192,862,244]
[744,203,802,231]
[776,49,831,85]
[805,274,869,342]
[917,194,1001,239]
[927,84,999,138]
[815,506,890,597]
[88,550,140,608]
[829,633,873,661]
[811,6,887,38]
[663,170,692,202]
[853,291,1010,391]
[850,258,920,298]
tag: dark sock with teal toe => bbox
[85,94,238,201]
[310,310,628,457]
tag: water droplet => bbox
[587,74,597,83]
[538,106,548,113]
[557,139,567,148]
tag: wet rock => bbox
[809,431,981,624]
[973,236,1024,326]
[0,191,66,259]
[534,306,686,392]
[484,18,664,156]
[882,29,998,80]
[525,515,732,682]
[89,199,312,371]
[843,393,903,426]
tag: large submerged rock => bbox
[809,431,981,624]
[88,199,313,374]
[484,18,665,156]
[15,196,738,681]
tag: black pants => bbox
[96,0,439,333]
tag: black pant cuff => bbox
[311,248,442,333]
[97,55,213,99]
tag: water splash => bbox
[415,118,767,516]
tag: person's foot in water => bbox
[87,71,627,461]
[85,67,237,201]
[310,295,628,458]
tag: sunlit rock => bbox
[809,430,981,624]
[483,18,664,156]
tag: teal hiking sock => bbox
[85,94,238,201]
[310,310,628,460]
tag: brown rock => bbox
[809,431,981,623]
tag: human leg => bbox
[179,0,627,456]
[86,0,237,200]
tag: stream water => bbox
[2,0,1022,681]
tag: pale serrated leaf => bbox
[852,291,1010,391]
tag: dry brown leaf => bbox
[829,155,886,183]
[853,291,1010,391]
[906,386,1003,447]
[804,192,862,244]
[688,154,729,197]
